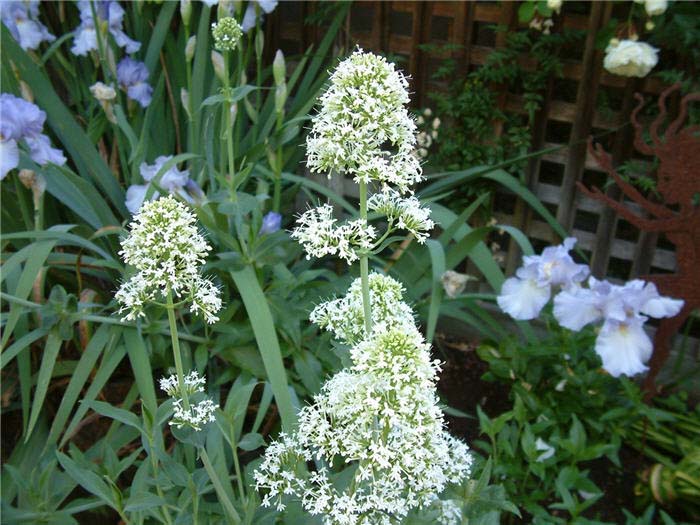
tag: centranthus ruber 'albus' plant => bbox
[255,49,473,524]
[116,195,222,430]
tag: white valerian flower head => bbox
[171,397,218,431]
[367,188,435,243]
[603,39,659,78]
[290,204,376,264]
[643,0,667,16]
[211,16,242,51]
[497,237,589,320]
[306,48,422,193]
[160,370,206,397]
[255,278,472,520]
[311,273,415,345]
[115,195,222,323]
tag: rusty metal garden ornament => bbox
[578,84,700,393]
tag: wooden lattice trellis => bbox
[268,1,685,283]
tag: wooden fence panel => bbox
[270,1,681,282]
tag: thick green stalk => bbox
[359,181,372,335]
[272,112,283,212]
[166,288,190,411]
[222,52,237,202]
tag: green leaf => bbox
[124,328,158,417]
[143,0,177,73]
[56,452,117,510]
[280,171,358,215]
[201,85,258,108]
[518,2,536,23]
[25,330,62,440]
[124,492,167,512]
[238,432,265,451]
[87,400,142,432]
[46,324,115,446]
[60,344,127,448]
[425,239,445,345]
[231,266,296,431]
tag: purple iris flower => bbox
[0,93,65,179]
[71,0,140,56]
[1,1,55,51]
[117,57,153,108]
[259,211,282,235]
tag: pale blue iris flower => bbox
[125,156,201,213]
[71,0,140,56]
[116,57,153,108]
[0,93,66,179]
[497,237,589,320]
[1,0,55,51]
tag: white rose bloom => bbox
[644,0,667,16]
[603,39,659,78]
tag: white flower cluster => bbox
[171,397,218,431]
[311,273,415,346]
[255,274,473,523]
[295,50,435,262]
[291,204,376,264]
[159,370,206,397]
[497,237,684,377]
[306,48,422,192]
[115,196,222,323]
[160,370,217,431]
[368,188,435,243]
[603,39,659,78]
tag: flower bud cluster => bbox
[115,195,222,323]
[212,16,242,51]
[255,274,473,522]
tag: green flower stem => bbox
[149,439,174,525]
[272,112,283,212]
[184,26,195,156]
[359,180,372,335]
[166,287,190,411]
[229,426,246,501]
[13,176,33,231]
[199,447,241,524]
[222,51,237,202]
